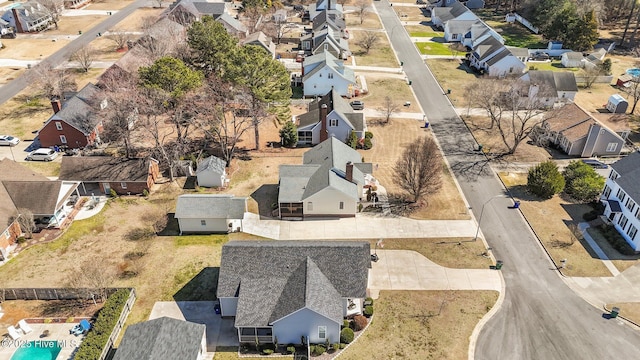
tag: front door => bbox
[102,182,111,195]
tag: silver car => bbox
[26,148,58,161]
[0,135,20,146]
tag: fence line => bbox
[98,288,136,360]
[506,13,539,34]
[0,288,126,301]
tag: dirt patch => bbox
[345,11,382,29]
[0,38,72,60]
[0,67,26,85]
[339,290,499,360]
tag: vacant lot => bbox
[340,290,498,360]
[351,31,398,67]
[359,74,419,111]
[427,58,478,105]
[376,238,492,269]
[345,10,382,29]
[0,38,71,60]
[394,6,428,22]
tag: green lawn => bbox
[527,60,581,72]
[409,31,443,38]
[416,42,452,55]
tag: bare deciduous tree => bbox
[355,0,370,25]
[262,15,292,45]
[66,261,117,302]
[394,136,442,203]
[356,31,378,55]
[581,66,603,89]
[627,74,640,114]
[107,30,132,50]
[98,71,140,158]
[39,0,64,29]
[28,64,77,100]
[141,15,158,30]
[151,0,166,8]
[379,96,399,124]
[9,209,36,239]
[70,45,96,72]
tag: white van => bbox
[26,148,58,161]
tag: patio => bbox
[0,322,85,360]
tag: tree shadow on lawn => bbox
[173,267,219,301]
[251,184,279,219]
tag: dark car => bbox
[529,51,550,61]
[350,100,364,110]
[293,5,304,11]
[581,159,608,169]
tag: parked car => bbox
[350,100,364,110]
[581,159,608,169]
[529,51,550,61]
[0,135,20,146]
[26,148,58,161]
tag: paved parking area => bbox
[0,141,33,162]
[368,250,502,298]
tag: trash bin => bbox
[214,304,221,315]
[611,307,620,318]
[513,201,520,209]
[478,144,483,152]
[78,30,82,35]
[400,61,403,66]
[408,80,412,85]
[447,89,451,94]
[495,260,503,270]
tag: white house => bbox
[561,51,584,68]
[303,51,356,97]
[217,240,371,344]
[1,1,53,33]
[175,194,247,234]
[470,36,525,77]
[464,21,503,49]
[296,89,367,146]
[601,152,640,253]
[431,1,477,28]
[443,19,477,42]
[278,137,373,219]
[196,155,228,188]
[519,70,578,107]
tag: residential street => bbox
[375,1,640,359]
[0,0,149,104]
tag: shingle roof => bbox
[473,36,503,61]
[175,194,246,219]
[47,83,102,135]
[196,156,226,176]
[433,1,474,23]
[192,1,226,16]
[302,51,354,83]
[1,181,71,216]
[506,46,529,58]
[611,152,640,203]
[446,19,477,34]
[0,183,17,233]
[563,51,584,61]
[59,157,153,182]
[485,47,512,65]
[312,9,345,32]
[297,89,364,131]
[278,165,321,203]
[218,240,371,327]
[544,103,592,133]
[113,317,205,360]
[526,70,578,93]
[218,12,246,33]
[0,159,49,182]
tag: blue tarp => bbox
[79,319,91,331]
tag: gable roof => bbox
[58,157,155,182]
[113,317,205,360]
[217,12,247,33]
[433,1,474,23]
[47,83,102,135]
[312,9,345,32]
[611,152,640,203]
[0,182,17,233]
[563,51,584,61]
[473,36,503,61]
[525,70,578,93]
[544,102,592,133]
[175,194,246,219]
[297,89,364,131]
[0,158,49,182]
[302,51,355,83]
[2,181,77,216]
[446,19,477,34]
[218,240,371,327]
[196,156,226,176]
[586,48,606,62]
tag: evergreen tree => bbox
[279,121,298,147]
[527,161,565,199]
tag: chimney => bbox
[12,9,24,33]
[319,104,328,142]
[346,161,353,182]
[51,98,61,114]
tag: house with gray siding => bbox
[278,137,373,219]
[519,70,578,107]
[217,240,371,345]
[533,103,629,157]
[113,317,207,360]
[296,89,366,146]
[175,194,247,234]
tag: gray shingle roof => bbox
[433,1,474,23]
[611,152,640,203]
[175,194,246,219]
[446,19,477,34]
[113,317,205,360]
[2,181,75,216]
[59,157,153,182]
[312,9,345,32]
[48,83,102,135]
[563,51,584,60]
[196,156,226,176]
[218,240,371,327]
[525,70,578,93]
[297,90,365,131]
[474,36,504,61]
[192,1,226,16]
[278,165,321,203]
[218,12,246,33]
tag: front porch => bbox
[238,327,274,343]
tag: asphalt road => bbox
[0,0,149,105]
[374,1,640,359]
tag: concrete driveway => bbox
[149,301,238,359]
[0,140,33,162]
[368,250,502,298]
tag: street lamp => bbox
[473,194,509,241]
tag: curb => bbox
[468,272,506,360]
[603,304,640,330]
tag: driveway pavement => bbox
[149,301,238,359]
[368,250,502,298]
[242,212,477,240]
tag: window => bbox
[55,122,63,130]
[339,201,344,209]
[628,225,638,241]
[298,131,313,143]
[201,220,207,226]
[617,189,627,203]
[257,328,272,336]
[121,182,127,189]
[626,198,635,212]
[318,326,326,339]
[308,202,313,210]
[329,119,338,127]
[603,185,611,199]
[452,34,458,40]
[609,171,619,180]
[509,67,514,73]
[59,135,67,144]
[606,142,618,152]
[618,214,629,230]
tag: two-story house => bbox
[302,51,356,97]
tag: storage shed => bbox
[561,52,584,68]
[196,156,228,188]
[175,194,247,234]
[616,74,633,88]
[606,94,628,114]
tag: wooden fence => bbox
[0,287,125,301]
[98,288,136,360]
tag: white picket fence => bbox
[506,13,539,34]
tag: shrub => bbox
[109,189,118,198]
[125,227,155,241]
[142,189,149,197]
[347,131,358,149]
[527,161,564,199]
[313,345,326,355]
[364,305,374,317]
[340,327,355,344]
[279,121,298,147]
[563,161,604,202]
[332,343,340,352]
[365,131,373,139]
[343,319,350,329]
[16,236,26,244]
[263,349,274,355]
[363,138,373,150]
[599,224,636,255]
[286,345,296,354]
[365,297,374,306]
[340,343,346,349]
[583,211,599,221]
[308,345,315,354]
[74,289,131,360]
[352,314,368,331]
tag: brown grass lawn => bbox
[0,38,71,60]
[586,228,640,273]
[359,74,419,111]
[394,6,428,22]
[376,238,492,269]
[86,0,135,11]
[0,92,55,139]
[498,172,613,277]
[351,31,399,67]
[0,67,26,85]
[21,161,61,177]
[112,7,166,31]
[606,303,640,324]
[340,291,499,360]
[47,15,109,36]
[91,36,133,60]
[345,11,382,29]
[427,58,479,106]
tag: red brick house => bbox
[58,157,160,195]
[38,83,105,149]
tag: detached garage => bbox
[175,194,247,234]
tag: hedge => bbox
[74,289,131,360]
[340,327,355,344]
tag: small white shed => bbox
[175,194,247,234]
[561,52,584,68]
[196,156,227,188]
[606,94,628,114]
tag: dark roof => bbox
[0,158,49,182]
[473,36,503,61]
[606,199,622,213]
[611,152,640,203]
[433,1,473,23]
[218,240,371,327]
[47,83,102,135]
[1,181,75,216]
[113,317,205,360]
[525,70,578,93]
[312,10,345,32]
[175,194,246,219]
[0,182,17,233]
[58,157,154,182]
[192,1,226,16]
[297,89,365,131]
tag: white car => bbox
[0,135,20,146]
[26,148,58,161]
